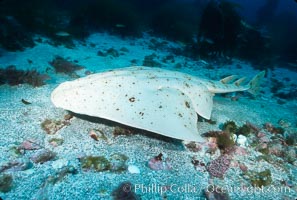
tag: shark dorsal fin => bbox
[220,75,237,84]
[234,77,246,86]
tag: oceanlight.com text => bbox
[121,183,292,196]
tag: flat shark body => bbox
[51,66,265,142]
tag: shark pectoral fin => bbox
[88,85,203,142]
[186,85,214,120]
[135,87,203,142]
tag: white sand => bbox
[0,32,296,200]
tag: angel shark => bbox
[51,66,265,142]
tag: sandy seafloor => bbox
[0,33,296,200]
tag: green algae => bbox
[80,156,111,172]
[247,169,272,187]
[222,120,237,135]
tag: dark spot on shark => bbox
[185,101,190,108]
[129,97,135,102]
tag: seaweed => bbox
[80,156,111,172]
[106,48,120,57]
[22,69,50,87]
[216,132,235,151]
[0,65,49,87]
[202,131,223,138]
[79,153,128,173]
[247,169,272,187]
[142,53,161,67]
[285,133,296,146]
[119,47,129,53]
[237,124,251,136]
[202,130,235,152]
[41,119,68,135]
[49,56,84,75]
[222,120,237,135]
[48,138,64,146]
[264,123,285,135]
[258,147,269,155]
[97,48,120,57]
[0,174,13,193]
[275,89,297,100]
[185,142,202,152]
[113,126,135,137]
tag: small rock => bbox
[0,159,33,173]
[31,149,56,164]
[185,142,202,152]
[284,147,296,163]
[148,153,172,171]
[89,129,99,141]
[52,159,69,170]
[120,47,129,52]
[206,155,231,178]
[85,70,92,75]
[19,140,42,150]
[207,137,218,153]
[239,163,248,172]
[97,50,106,56]
[48,138,64,147]
[233,146,248,156]
[268,142,284,157]
[64,114,73,121]
[109,153,128,172]
[232,134,237,142]
[113,126,135,137]
[191,157,206,171]
[278,119,291,128]
[257,132,266,138]
[106,48,120,57]
[259,136,270,143]
[128,165,140,174]
[236,135,247,147]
